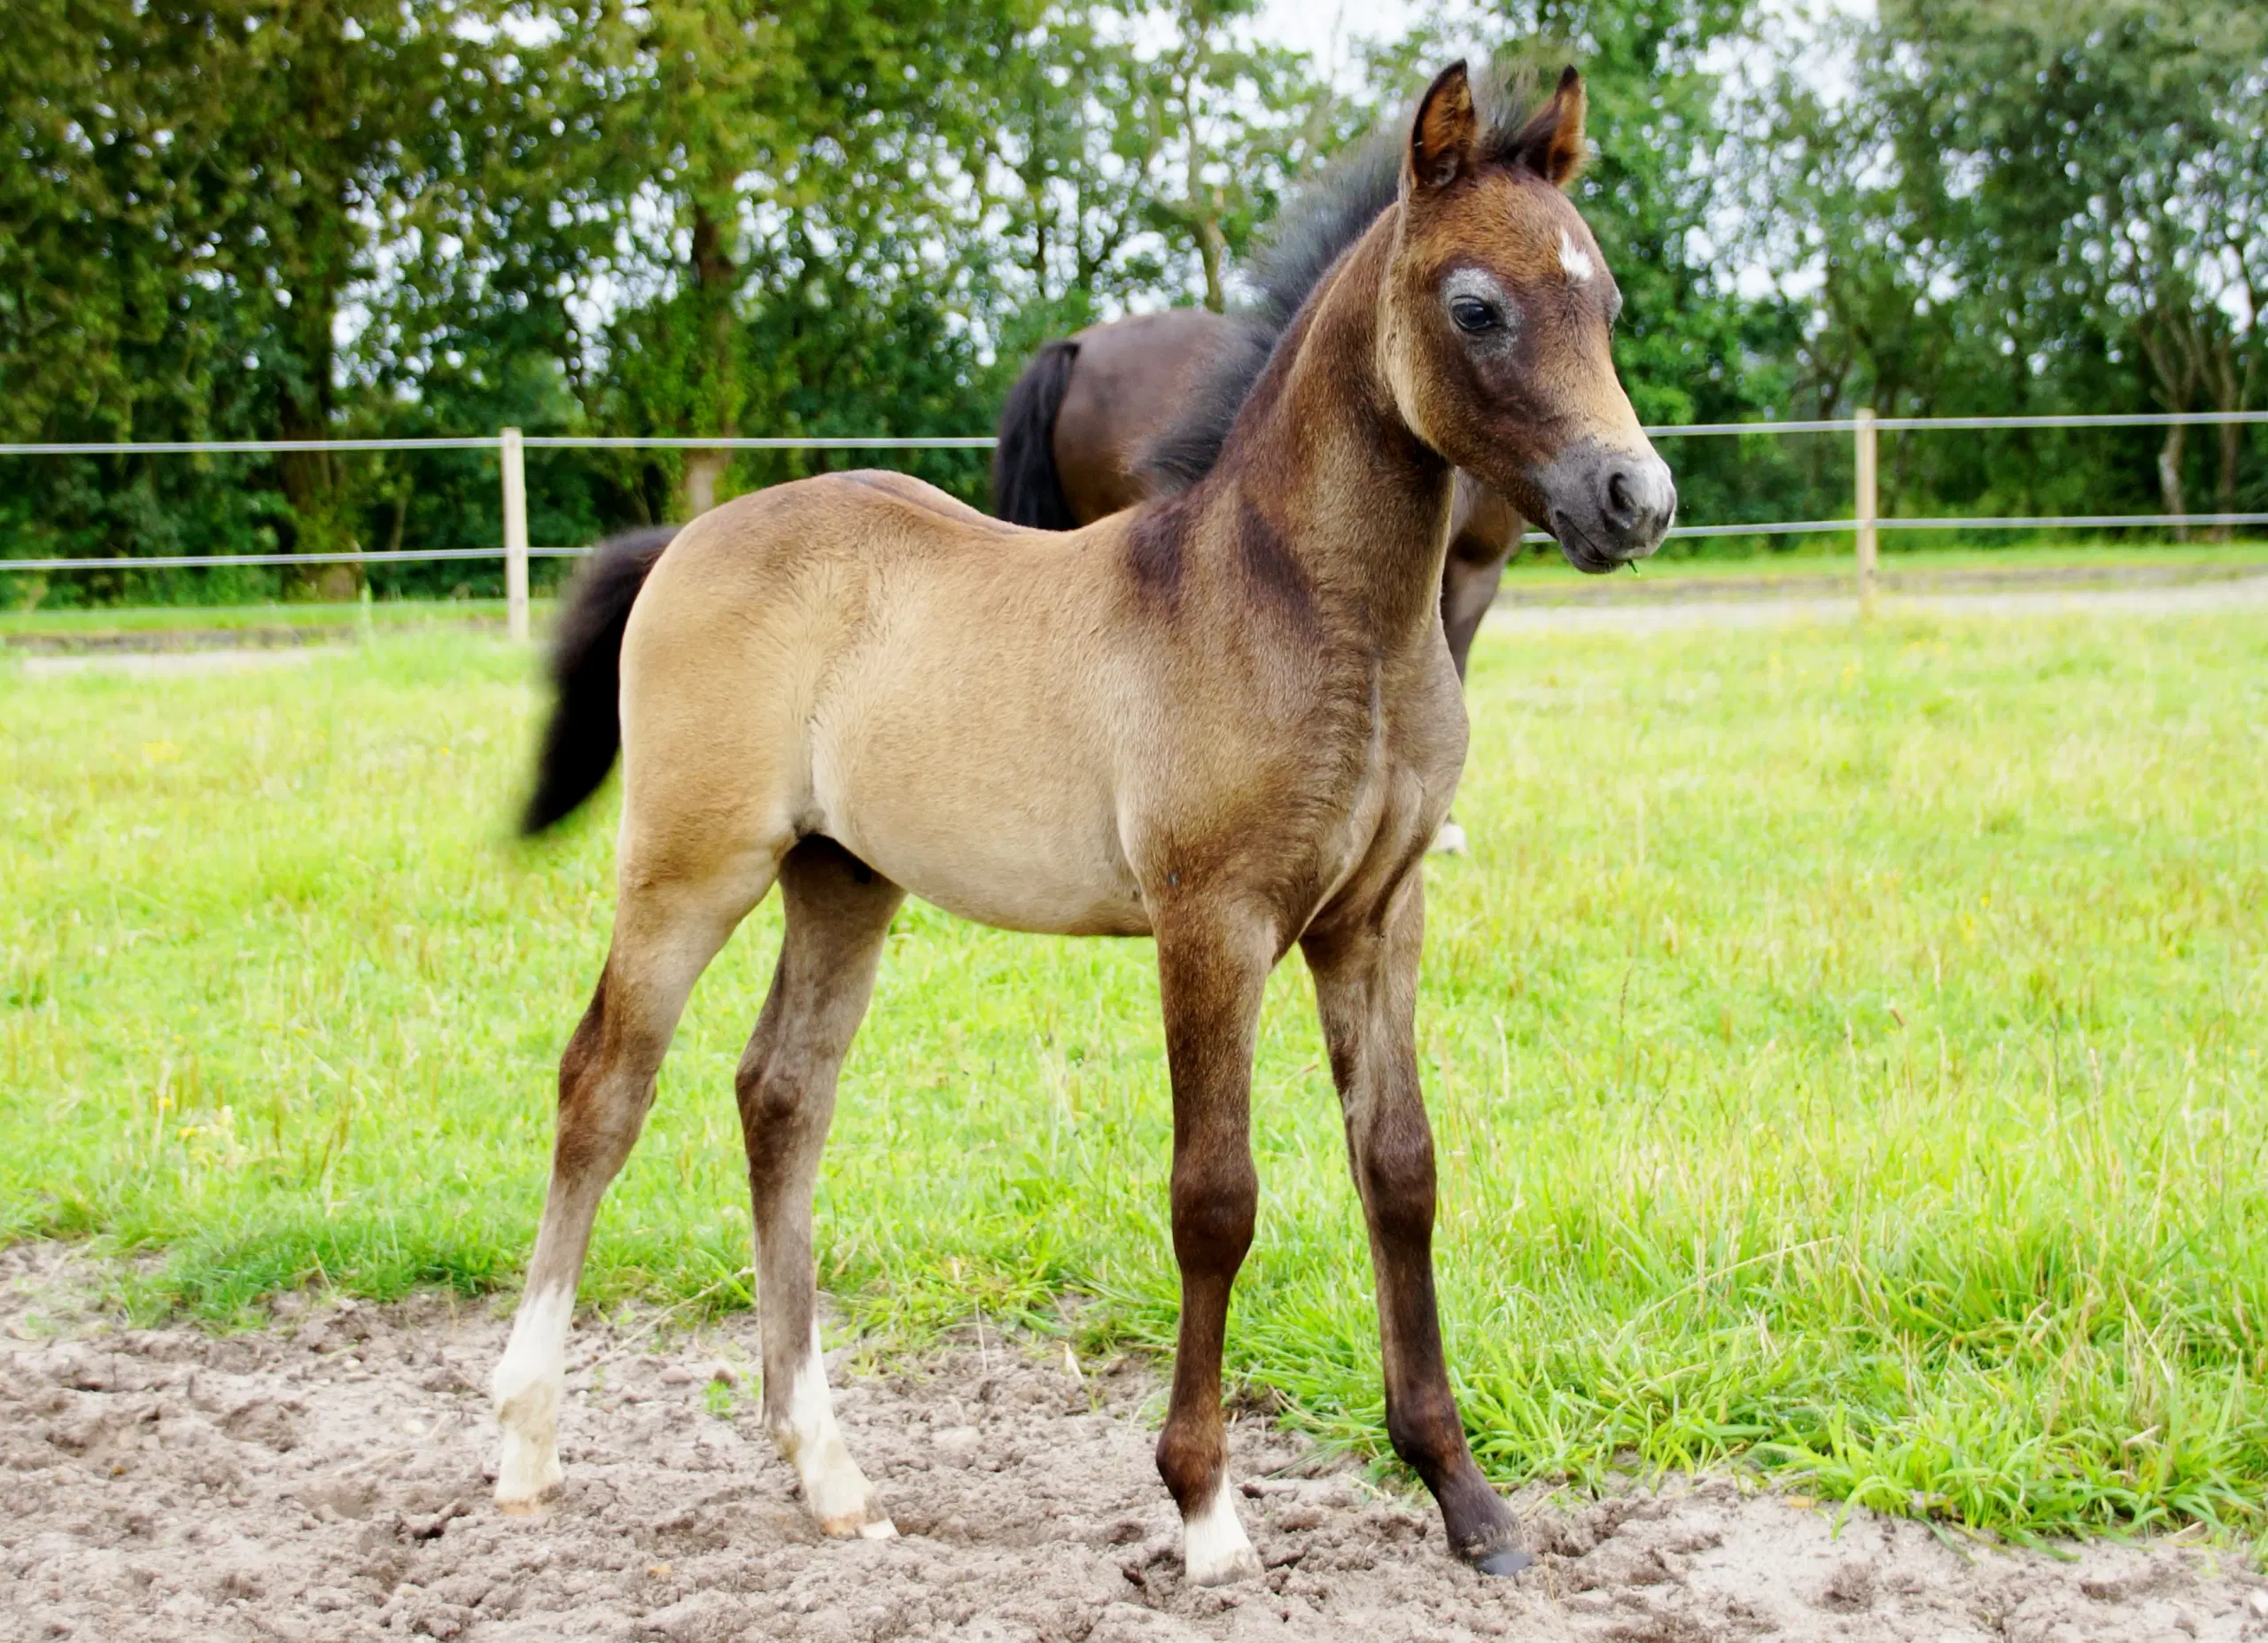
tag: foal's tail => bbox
[519,525,676,836]
[989,339,1081,530]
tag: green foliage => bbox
[2,0,2262,596]
[4,611,2265,1542]
[1741,0,2267,529]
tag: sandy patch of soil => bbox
[2,1242,2261,1643]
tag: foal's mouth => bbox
[1549,510,1628,575]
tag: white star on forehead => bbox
[1559,230,1595,283]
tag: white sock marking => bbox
[771,1320,893,1538]
[1183,1474,1262,1586]
[491,1282,574,1510]
[1559,230,1596,283]
[1431,819,1468,856]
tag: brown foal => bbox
[493,62,1673,1585]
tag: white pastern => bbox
[771,1323,894,1538]
[1559,230,1596,283]
[1182,1475,1262,1586]
[491,1283,574,1512]
[1430,819,1468,856]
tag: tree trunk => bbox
[1198,197,1226,313]
[276,404,360,599]
[2135,310,2203,546]
[679,201,742,520]
[2157,423,2188,541]
[1175,47,1225,315]
[2206,339,2243,541]
[683,449,731,517]
[2217,419,2241,540]
[276,188,360,599]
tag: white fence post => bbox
[1854,408,1878,613]
[501,426,529,643]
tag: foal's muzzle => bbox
[1540,439,1677,572]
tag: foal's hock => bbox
[492,61,1673,1586]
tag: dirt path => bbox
[17,647,329,677]
[1487,569,2268,633]
[3,1244,2261,1643]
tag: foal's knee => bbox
[734,1043,818,1138]
[1169,1157,1258,1271]
[1359,1117,1438,1244]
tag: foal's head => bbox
[1379,62,1675,572]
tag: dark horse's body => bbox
[990,132,1525,687]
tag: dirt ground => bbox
[3,1243,2262,1643]
[1487,568,2268,634]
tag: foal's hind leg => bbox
[735,837,905,1538]
[492,862,770,1513]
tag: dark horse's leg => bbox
[1440,533,1511,685]
[1431,479,1522,856]
[1152,907,1275,1585]
[1301,878,1529,1575]
[1440,476,1521,683]
[736,837,905,1538]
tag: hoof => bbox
[1183,1476,1262,1585]
[1469,1544,1534,1578]
[1185,1543,1264,1587]
[494,1489,555,1519]
[817,1509,897,1540]
[1431,820,1468,856]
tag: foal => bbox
[493,62,1673,1585]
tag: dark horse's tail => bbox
[520,525,676,836]
[989,339,1081,529]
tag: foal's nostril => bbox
[1606,470,1636,521]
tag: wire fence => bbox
[4,413,2264,633]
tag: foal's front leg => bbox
[1152,912,1275,1585]
[1301,877,1529,1574]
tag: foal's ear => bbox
[1406,60,1479,191]
[1512,65,1588,188]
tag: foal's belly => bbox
[834,798,1153,938]
[805,679,1152,938]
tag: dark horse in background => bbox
[990,125,1550,853]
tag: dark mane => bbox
[1141,59,1549,494]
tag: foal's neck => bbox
[1201,211,1454,650]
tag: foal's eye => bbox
[1449,296,1501,334]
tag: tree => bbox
[1746,0,2265,533]
[1,0,488,591]
[1134,1,1329,313]
[531,0,1030,514]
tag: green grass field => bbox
[4,608,2264,1546]
[4,539,2264,636]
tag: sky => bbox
[1255,0,1425,91]
[1253,0,1877,83]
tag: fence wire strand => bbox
[4,413,2264,574]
